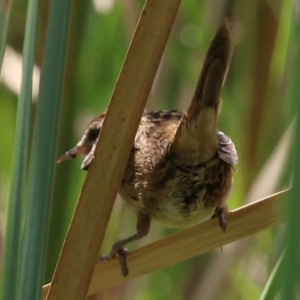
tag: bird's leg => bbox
[100,211,150,277]
[213,206,229,232]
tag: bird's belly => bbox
[120,184,217,229]
[152,202,216,228]
[120,159,233,229]
[150,189,216,228]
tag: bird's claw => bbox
[99,247,129,277]
[214,207,228,232]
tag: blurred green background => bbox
[0,0,297,299]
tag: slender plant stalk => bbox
[281,10,300,299]
[259,250,286,300]
[0,0,38,299]
[258,1,295,298]
[46,1,182,299]
[17,0,72,299]
[42,190,287,298]
[0,0,12,67]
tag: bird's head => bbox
[57,112,106,169]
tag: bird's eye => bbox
[88,128,100,141]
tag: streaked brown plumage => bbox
[58,19,238,276]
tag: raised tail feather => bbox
[170,19,234,165]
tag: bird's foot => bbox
[214,206,229,232]
[100,242,129,277]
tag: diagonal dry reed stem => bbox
[42,189,287,298]
[45,1,182,299]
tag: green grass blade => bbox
[0,0,12,67]
[17,0,72,299]
[0,0,39,299]
[281,10,300,299]
[259,250,286,300]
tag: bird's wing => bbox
[217,131,238,165]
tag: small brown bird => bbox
[58,19,238,276]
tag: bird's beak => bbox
[57,147,81,163]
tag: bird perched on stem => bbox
[58,19,238,277]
